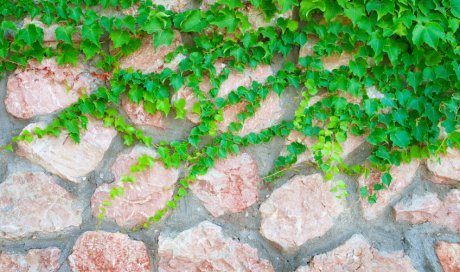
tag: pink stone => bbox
[427,148,460,184]
[299,36,352,71]
[394,190,460,232]
[0,247,61,272]
[359,160,420,220]
[91,146,179,227]
[436,241,460,272]
[296,235,416,272]
[158,221,274,271]
[260,174,344,252]
[190,153,260,217]
[0,172,82,240]
[5,58,97,119]
[68,231,151,272]
[16,118,116,183]
[121,97,166,128]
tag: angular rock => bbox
[91,146,179,227]
[0,247,61,272]
[158,221,273,271]
[436,241,460,272]
[427,148,460,184]
[121,97,166,128]
[5,58,98,119]
[68,231,151,272]
[0,172,82,240]
[190,153,260,217]
[296,235,416,271]
[16,118,116,183]
[260,174,344,252]
[394,190,460,232]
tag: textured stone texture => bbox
[190,153,260,217]
[16,118,116,183]
[0,172,82,240]
[436,241,460,272]
[394,190,460,232]
[121,97,166,128]
[427,148,460,184]
[91,146,179,227]
[260,174,344,252]
[158,221,274,272]
[68,231,151,272]
[0,247,61,272]
[296,235,416,272]
[5,58,97,119]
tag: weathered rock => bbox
[260,174,344,252]
[427,148,460,184]
[5,58,97,119]
[394,190,460,232]
[16,118,116,183]
[158,221,274,271]
[91,146,179,227]
[0,172,82,240]
[436,241,460,272]
[68,231,151,272]
[296,235,416,272]
[121,97,166,128]
[359,161,419,220]
[0,247,61,272]
[190,153,260,217]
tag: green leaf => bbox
[217,0,243,8]
[390,129,411,148]
[82,24,103,45]
[451,0,460,18]
[154,28,174,48]
[381,173,392,187]
[157,98,171,115]
[360,186,369,197]
[277,0,298,13]
[366,0,394,19]
[16,24,43,46]
[300,0,325,19]
[55,26,75,44]
[56,44,79,66]
[412,22,445,49]
[179,10,208,32]
[110,30,131,48]
[174,98,186,119]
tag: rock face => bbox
[260,174,344,252]
[0,247,61,272]
[190,153,260,217]
[16,118,116,183]
[359,160,420,220]
[5,58,97,119]
[296,235,416,272]
[0,172,82,240]
[436,241,460,272]
[158,221,274,272]
[427,148,460,184]
[91,146,179,227]
[68,231,151,272]
[394,190,460,232]
[121,97,166,128]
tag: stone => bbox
[436,241,460,272]
[91,146,179,227]
[158,221,274,271]
[296,235,416,272]
[427,148,460,184]
[394,190,460,232]
[0,247,61,272]
[124,0,188,15]
[0,172,82,240]
[359,160,419,220]
[190,153,260,217]
[299,35,352,71]
[5,58,98,119]
[16,118,116,183]
[121,97,166,128]
[68,231,151,272]
[260,174,344,252]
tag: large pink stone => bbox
[427,148,460,185]
[436,241,460,272]
[190,153,260,217]
[296,235,416,271]
[260,174,344,252]
[91,146,179,227]
[5,58,97,119]
[0,247,61,272]
[0,172,82,240]
[121,97,166,128]
[394,190,460,232]
[359,160,420,220]
[68,231,151,272]
[158,221,274,271]
[16,118,116,183]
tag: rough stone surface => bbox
[260,174,344,252]
[427,148,460,184]
[68,231,151,272]
[436,241,460,272]
[394,190,460,232]
[296,235,416,272]
[5,58,97,119]
[0,247,61,272]
[121,97,166,128]
[190,153,260,217]
[158,221,274,272]
[16,118,116,183]
[0,172,82,240]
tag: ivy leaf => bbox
[56,44,79,66]
[82,24,103,45]
[390,129,411,148]
[412,22,445,49]
[451,0,460,18]
[300,0,325,19]
[179,10,208,32]
[210,10,238,32]
[174,98,186,119]
[157,98,171,116]
[16,24,43,46]
[110,30,131,48]
[381,173,392,187]
[277,0,298,13]
[217,0,243,8]
[366,0,394,20]
[55,26,75,44]
[80,39,100,60]
[154,28,174,48]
